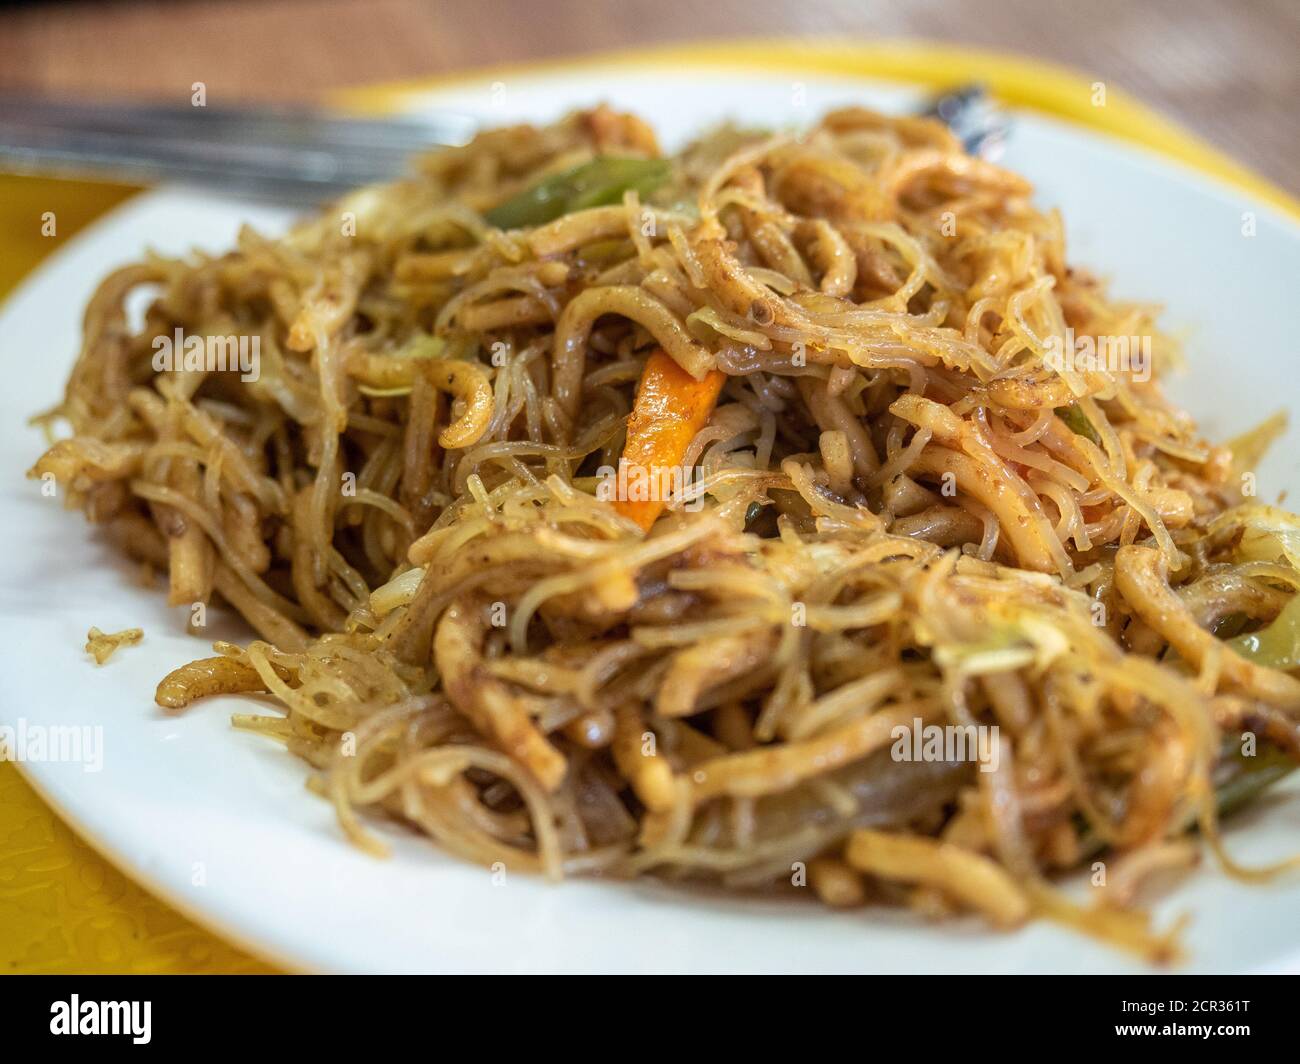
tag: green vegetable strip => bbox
[484,157,670,229]
[1228,594,1300,671]
[1214,745,1296,819]
[1054,404,1102,446]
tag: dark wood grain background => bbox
[1,0,1296,192]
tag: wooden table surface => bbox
[0,0,1296,194]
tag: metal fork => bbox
[0,97,478,201]
[924,84,1009,159]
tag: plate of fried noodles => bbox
[4,58,1300,974]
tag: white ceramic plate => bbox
[3,64,1299,974]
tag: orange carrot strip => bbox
[613,349,725,531]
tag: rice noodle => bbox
[32,103,1300,962]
